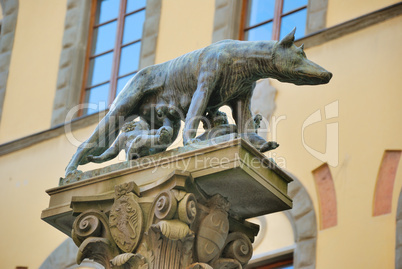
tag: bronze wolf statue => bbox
[65,28,332,176]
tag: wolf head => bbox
[271,28,332,85]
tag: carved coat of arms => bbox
[109,183,143,253]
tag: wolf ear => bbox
[278,27,296,47]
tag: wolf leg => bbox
[230,91,277,152]
[229,89,256,134]
[65,81,146,176]
[87,133,124,163]
[65,110,126,175]
[183,71,216,145]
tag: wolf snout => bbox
[323,71,333,83]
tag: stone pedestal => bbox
[42,137,292,269]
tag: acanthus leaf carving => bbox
[151,219,193,240]
[210,258,242,269]
[110,253,148,269]
[69,178,257,269]
[77,237,119,269]
[186,262,213,269]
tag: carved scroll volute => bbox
[149,190,198,241]
[221,232,253,267]
[71,210,118,268]
[72,211,102,246]
[72,209,113,247]
[154,190,178,220]
[109,181,143,254]
[178,193,197,225]
[196,195,230,263]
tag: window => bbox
[241,0,307,41]
[80,0,146,116]
[248,256,293,269]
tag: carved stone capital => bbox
[43,139,293,269]
[70,177,257,269]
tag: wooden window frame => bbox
[248,251,293,269]
[255,258,293,269]
[240,0,308,41]
[79,0,145,116]
[249,257,293,269]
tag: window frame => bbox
[240,0,308,41]
[248,254,293,269]
[79,0,146,116]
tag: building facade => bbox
[0,0,401,268]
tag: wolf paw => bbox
[184,137,201,146]
[87,155,99,162]
[158,126,173,144]
[259,141,279,152]
[60,169,83,186]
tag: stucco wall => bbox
[0,0,66,143]
[0,0,401,268]
[270,15,402,268]
[326,0,401,27]
[155,0,215,63]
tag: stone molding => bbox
[139,0,162,69]
[0,0,19,124]
[211,0,242,42]
[296,2,402,49]
[50,0,162,127]
[50,0,91,127]
[306,0,328,35]
[0,109,105,157]
[396,189,402,269]
[211,0,328,42]
[285,173,317,269]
